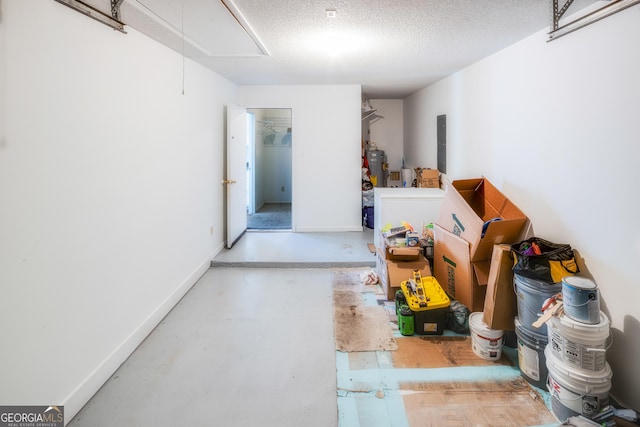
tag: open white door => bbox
[225,105,248,248]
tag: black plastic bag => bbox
[446,300,469,334]
[511,237,579,283]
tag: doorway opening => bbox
[246,108,292,230]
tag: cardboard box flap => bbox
[482,220,524,241]
[474,220,528,261]
[454,178,526,223]
[472,260,490,287]
[456,179,497,219]
[386,245,422,261]
[433,224,486,312]
[437,177,529,262]
[483,244,517,330]
[389,247,421,257]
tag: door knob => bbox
[222,179,237,185]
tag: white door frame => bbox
[246,112,256,215]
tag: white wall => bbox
[404,6,640,411]
[249,108,293,207]
[0,0,5,154]
[366,99,404,174]
[250,109,266,210]
[238,85,362,232]
[263,145,292,202]
[0,0,236,421]
[256,109,292,203]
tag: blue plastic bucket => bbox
[514,275,561,333]
[562,276,600,324]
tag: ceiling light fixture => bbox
[305,30,365,57]
[325,9,337,18]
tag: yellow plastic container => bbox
[400,271,450,335]
[400,271,450,312]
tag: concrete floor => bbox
[212,229,376,268]
[69,230,376,427]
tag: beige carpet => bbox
[332,269,398,352]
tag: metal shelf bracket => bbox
[54,0,126,33]
[111,0,125,21]
[549,0,640,41]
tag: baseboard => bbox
[62,257,211,425]
[295,226,364,232]
[210,260,376,268]
[212,240,225,257]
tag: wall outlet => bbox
[209,226,213,235]
[281,186,285,192]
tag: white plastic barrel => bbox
[546,346,612,420]
[546,311,610,372]
[469,312,504,361]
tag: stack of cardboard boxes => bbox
[376,244,431,302]
[374,176,528,331]
[432,178,529,329]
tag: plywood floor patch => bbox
[392,336,513,369]
[400,377,556,427]
[333,268,557,427]
[333,270,397,352]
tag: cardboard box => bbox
[377,249,431,300]
[437,178,528,262]
[386,245,422,261]
[433,224,489,312]
[417,168,440,188]
[482,244,517,330]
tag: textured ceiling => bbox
[87,0,602,98]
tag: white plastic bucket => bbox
[545,346,612,420]
[469,312,504,361]
[514,275,562,333]
[515,317,549,390]
[546,311,610,372]
[562,276,600,324]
